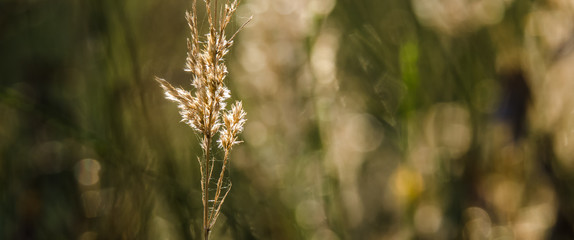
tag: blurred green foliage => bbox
[2,0,574,239]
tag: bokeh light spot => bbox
[74,158,101,186]
[414,203,443,234]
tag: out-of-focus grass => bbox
[2,0,574,239]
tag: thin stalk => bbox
[203,134,212,240]
[203,84,218,239]
[208,150,229,223]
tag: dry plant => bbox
[155,0,250,239]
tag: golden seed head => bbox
[218,101,246,151]
[155,0,251,235]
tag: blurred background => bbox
[2,0,574,239]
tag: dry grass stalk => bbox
[155,0,249,239]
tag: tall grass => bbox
[155,0,250,239]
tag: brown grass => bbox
[155,0,250,239]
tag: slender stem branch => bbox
[203,134,212,240]
[204,227,210,240]
[203,77,218,239]
[209,150,229,222]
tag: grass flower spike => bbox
[155,0,249,239]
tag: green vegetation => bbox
[2,0,574,239]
